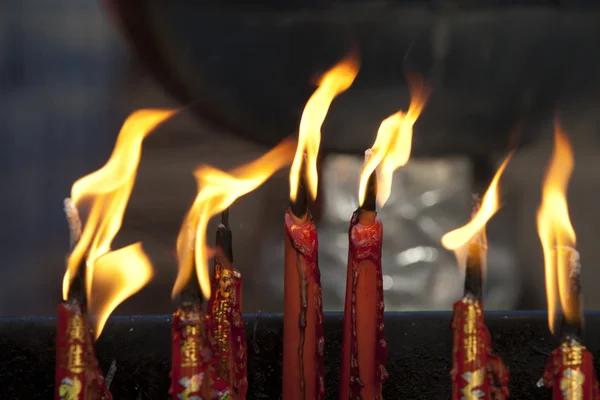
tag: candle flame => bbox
[63,109,174,337]
[289,54,359,202]
[441,153,513,251]
[89,243,154,340]
[536,120,576,333]
[358,73,431,208]
[173,139,296,299]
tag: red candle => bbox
[283,206,325,400]
[284,53,359,400]
[55,302,112,400]
[170,141,296,399]
[339,171,388,400]
[542,337,600,399]
[206,211,248,399]
[170,298,228,399]
[536,121,600,399]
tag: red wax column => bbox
[542,338,600,399]
[206,213,248,400]
[339,209,388,400]
[283,208,325,400]
[55,302,112,400]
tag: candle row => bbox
[54,53,599,400]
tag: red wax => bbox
[55,303,112,400]
[543,338,600,399]
[340,210,388,400]
[283,209,325,400]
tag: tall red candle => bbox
[284,53,358,399]
[339,170,388,400]
[283,194,325,400]
[206,211,248,400]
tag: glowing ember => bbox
[358,73,431,208]
[536,120,577,333]
[63,109,174,337]
[173,139,296,300]
[289,53,359,202]
[441,153,513,253]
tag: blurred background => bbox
[2,0,600,317]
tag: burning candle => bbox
[284,54,359,400]
[339,73,430,400]
[206,209,248,399]
[536,121,600,399]
[171,140,296,399]
[56,110,170,399]
[441,154,512,400]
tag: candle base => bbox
[55,303,112,400]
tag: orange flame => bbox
[359,73,431,207]
[536,120,576,333]
[63,109,174,337]
[88,243,154,339]
[289,54,359,202]
[173,139,297,299]
[441,153,513,252]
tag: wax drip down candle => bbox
[339,151,388,400]
[536,121,600,399]
[284,53,359,400]
[206,209,248,400]
[441,153,513,400]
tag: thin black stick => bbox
[290,156,308,219]
[216,209,233,264]
[464,195,485,300]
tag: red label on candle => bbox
[341,210,388,400]
[206,263,248,399]
[55,303,112,400]
[451,298,509,400]
[543,339,600,399]
[170,306,230,400]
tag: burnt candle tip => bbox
[290,173,308,219]
[360,149,377,213]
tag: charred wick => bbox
[66,266,87,307]
[216,222,234,264]
[290,173,308,219]
[180,268,203,307]
[464,251,483,300]
[360,171,377,213]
